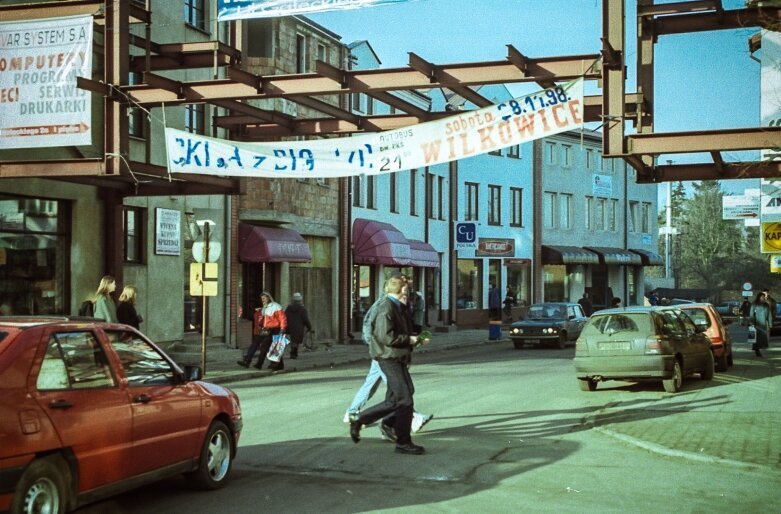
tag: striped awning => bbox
[629,248,664,266]
[584,247,643,265]
[541,245,600,265]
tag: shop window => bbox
[507,264,530,306]
[543,265,566,302]
[184,0,207,32]
[456,259,482,309]
[0,196,68,316]
[123,206,144,264]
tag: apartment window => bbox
[488,185,501,226]
[366,176,376,209]
[585,196,593,230]
[296,34,308,73]
[543,192,556,229]
[507,144,520,159]
[465,182,479,221]
[641,202,651,233]
[438,176,445,220]
[586,149,595,170]
[607,199,617,231]
[595,198,606,230]
[390,174,398,213]
[488,148,502,156]
[410,169,418,216]
[317,43,328,63]
[184,0,206,31]
[562,145,572,167]
[596,151,603,171]
[128,72,144,138]
[352,93,367,113]
[426,173,435,219]
[123,206,144,263]
[352,175,363,207]
[510,187,523,227]
[629,201,639,232]
[546,142,556,164]
[185,104,205,134]
[559,193,572,229]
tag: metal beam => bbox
[637,160,781,183]
[123,53,602,107]
[408,52,492,107]
[603,0,626,157]
[652,7,781,36]
[628,127,781,155]
[0,159,107,178]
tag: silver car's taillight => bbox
[645,335,663,354]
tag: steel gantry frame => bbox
[1,1,780,186]
[604,0,781,183]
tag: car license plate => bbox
[526,339,540,344]
[598,341,630,351]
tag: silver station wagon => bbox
[573,306,714,393]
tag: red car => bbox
[678,303,734,371]
[0,317,242,514]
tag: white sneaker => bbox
[411,412,434,433]
[344,411,358,424]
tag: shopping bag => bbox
[747,325,756,345]
[267,334,289,362]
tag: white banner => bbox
[761,30,781,162]
[0,16,93,149]
[166,79,584,178]
[218,0,416,21]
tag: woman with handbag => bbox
[237,291,288,370]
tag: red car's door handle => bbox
[134,394,152,404]
[48,399,73,410]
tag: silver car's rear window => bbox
[583,313,653,336]
[682,308,711,328]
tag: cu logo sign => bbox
[456,222,476,243]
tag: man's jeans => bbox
[347,360,384,413]
[357,359,415,445]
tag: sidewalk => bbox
[186,326,780,472]
[194,328,494,386]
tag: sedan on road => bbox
[509,302,588,349]
[574,306,714,393]
[0,317,243,514]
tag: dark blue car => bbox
[509,302,588,349]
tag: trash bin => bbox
[488,320,503,340]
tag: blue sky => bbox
[308,0,763,198]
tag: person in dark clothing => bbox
[503,286,516,321]
[578,292,594,317]
[488,283,502,321]
[348,276,426,455]
[116,285,142,329]
[740,299,751,326]
[285,292,312,359]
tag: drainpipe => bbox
[448,160,458,325]
[532,139,543,303]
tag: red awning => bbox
[238,223,311,263]
[408,240,440,268]
[352,218,411,266]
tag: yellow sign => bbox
[772,255,781,273]
[761,222,781,253]
[190,263,218,296]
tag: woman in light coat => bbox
[749,291,772,357]
[93,275,118,323]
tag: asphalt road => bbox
[77,339,780,513]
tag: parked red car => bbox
[0,317,242,514]
[678,303,734,371]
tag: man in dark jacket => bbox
[284,292,312,359]
[348,276,425,455]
